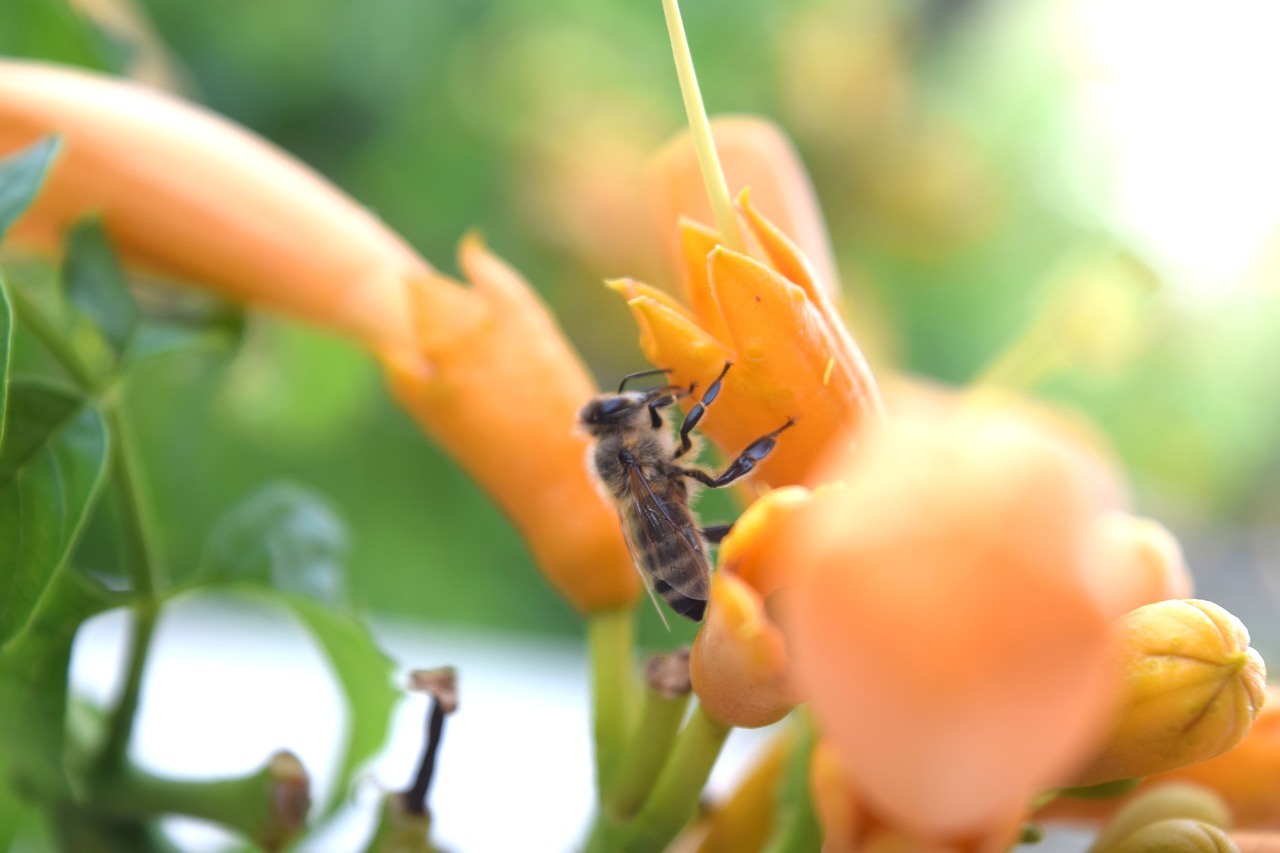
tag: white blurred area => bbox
[69,597,773,852]
[1073,0,1280,296]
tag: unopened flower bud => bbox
[1108,819,1234,853]
[1093,513,1194,615]
[1072,599,1266,787]
[1149,685,1280,829]
[717,485,816,598]
[690,572,795,728]
[1090,783,1232,853]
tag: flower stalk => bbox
[589,608,637,795]
[402,668,459,816]
[620,705,731,851]
[87,751,310,852]
[94,402,164,777]
[606,649,693,820]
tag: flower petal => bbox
[383,239,639,614]
[647,116,839,298]
[718,485,816,599]
[677,217,733,346]
[706,247,863,485]
[622,293,734,387]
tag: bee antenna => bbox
[618,367,672,393]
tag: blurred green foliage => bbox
[3,0,1279,645]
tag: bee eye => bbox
[597,397,633,419]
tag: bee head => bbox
[578,391,665,436]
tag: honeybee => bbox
[579,362,794,623]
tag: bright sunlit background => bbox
[3,0,1279,848]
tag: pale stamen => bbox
[661,0,745,253]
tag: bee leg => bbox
[701,523,733,544]
[680,417,795,487]
[647,393,676,429]
[674,361,733,458]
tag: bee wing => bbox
[621,458,712,603]
[616,506,672,631]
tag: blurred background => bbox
[3,0,1280,849]
[3,0,1279,695]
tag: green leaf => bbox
[63,219,139,358]
[0,0,121,73]
[197,485,397,815]
[125,304,246,368]
[284,595,398,816]
[0,280,12,450]
[200,482,348,604]
[0,137,61,242]
[0,382,110,649]
[49,803,176,853]
[0,781,21,852]
[0,571,115,802]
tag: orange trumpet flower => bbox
[647,118,839,299]
[782,411,1123,839]
[0,59,638,614]
[618,190,881,487]
[382,238,639,613]
[0,58,422,355]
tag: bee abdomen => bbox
[652,577,707,621]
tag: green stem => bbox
[10,280,167,777]
[621,704,730,852]
[605,677,691,820]
[94,402,165,775]
[7,284,99,391]
[761,713,821,853]
[588,609,636,796]
[89,753,309,851]
[661,0,744,253]
[362,794,439,853]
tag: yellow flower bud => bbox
[1090,783,1232,853]
[1149,686,1280,829]
[1071,600,1267,787]
[1107,819,1235,853]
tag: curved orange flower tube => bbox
[0,59,423,355]
[0,59,638,614]
[382,238,638,613]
